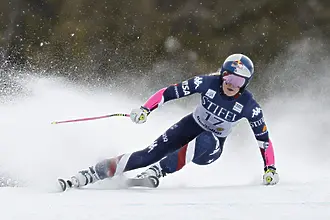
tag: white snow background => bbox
[0,40,329,220]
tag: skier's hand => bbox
[130,106,150,124]
[263,166,279,185]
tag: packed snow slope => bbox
[0,40,329,219]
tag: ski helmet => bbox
[219,54,254,91]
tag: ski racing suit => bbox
[93,74,275,179]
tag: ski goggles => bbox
[223,72,246,88]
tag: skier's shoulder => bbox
[240,90,263,117]
[191,73,221,82]
[240,89,255,102]
[187,73,221,92]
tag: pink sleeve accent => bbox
[263,139,275,166]
[143,88,166,111]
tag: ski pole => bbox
[51,113,130,125]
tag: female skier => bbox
[58,53,279,191]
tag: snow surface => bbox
[0,76,329,220]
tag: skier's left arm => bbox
[247,104,279,185]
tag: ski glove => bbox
[130,106,150,124]
[263,166,279,185]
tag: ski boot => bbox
[126,165,165,188]
[58,166,100,191]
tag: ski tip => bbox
[57,178,74,192]
[58,179,67,192]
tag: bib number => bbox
[205,112,224,126]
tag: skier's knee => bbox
[192,147,222,165]
[193,157,218,165]
[95,159,111,179]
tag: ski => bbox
[125,176,159,188]
[57,178,73,192]
[57,175,159,192]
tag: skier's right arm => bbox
[130,76,205,124]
